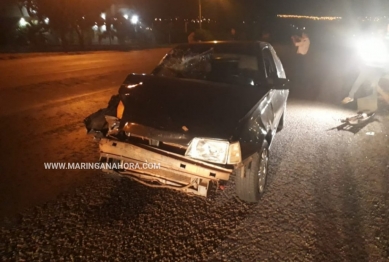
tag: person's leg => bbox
[366,67,385,95]
[301,54,307,85]
[303,52,313,87]
[378,75,389,103]
[377,85,389,104]
[342,70,366,103]
[349,71,367,98]
[370,74,381,96]
[294,54,303,84]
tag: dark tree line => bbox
[15,0,113,49]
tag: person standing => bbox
[342,28,389,104]
[188,31,196,43]
[341,65,385,104]
[229,28,237,40]
[291,32,311,85]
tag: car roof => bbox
[175,41,271,49]
[174,41,272,55]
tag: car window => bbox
[269,47,286,79]
[262,47,278,79]
[153,46,261,86]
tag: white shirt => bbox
[295,37,310,55]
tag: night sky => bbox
[1,0,388,20]
[126,0,389,20]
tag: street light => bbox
[131,15,139,25]
[19,17,28,27]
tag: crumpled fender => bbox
[83,95,120,136]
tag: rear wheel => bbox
[235,142,269,203]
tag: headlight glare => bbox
[357,38,388,64]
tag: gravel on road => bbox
[0,47,388,261]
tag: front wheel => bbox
[235,142,269,203]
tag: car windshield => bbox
[153,44,261,86]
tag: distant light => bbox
[123,14,129,20]
[155,18,157,21]
[131,15,139,24]
[213,41,218,43]
[159,18,162,21]
[92,25,98,31]
[19,17,28,27]
[44,17,49,24]
[250,81,255,86]
[101,25,106,32]
[101,13,106,20]
[277,14,342,21]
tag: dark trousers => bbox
[348,66,384,98]
[294,54,308,86]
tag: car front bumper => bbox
[99,138,233,197]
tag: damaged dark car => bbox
[84,41,289,203]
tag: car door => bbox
[261,45,289,129]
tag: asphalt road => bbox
[0,47,388,261]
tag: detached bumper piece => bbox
[99,138,232,197]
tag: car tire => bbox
[235,141,269,203]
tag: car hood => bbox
[119,74,268,145]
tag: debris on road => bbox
[341,112,376,125]
[328,112,378,134]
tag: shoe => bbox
[342,97,354,104]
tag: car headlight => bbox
[185,138,242,165]
[357,38,388,64]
